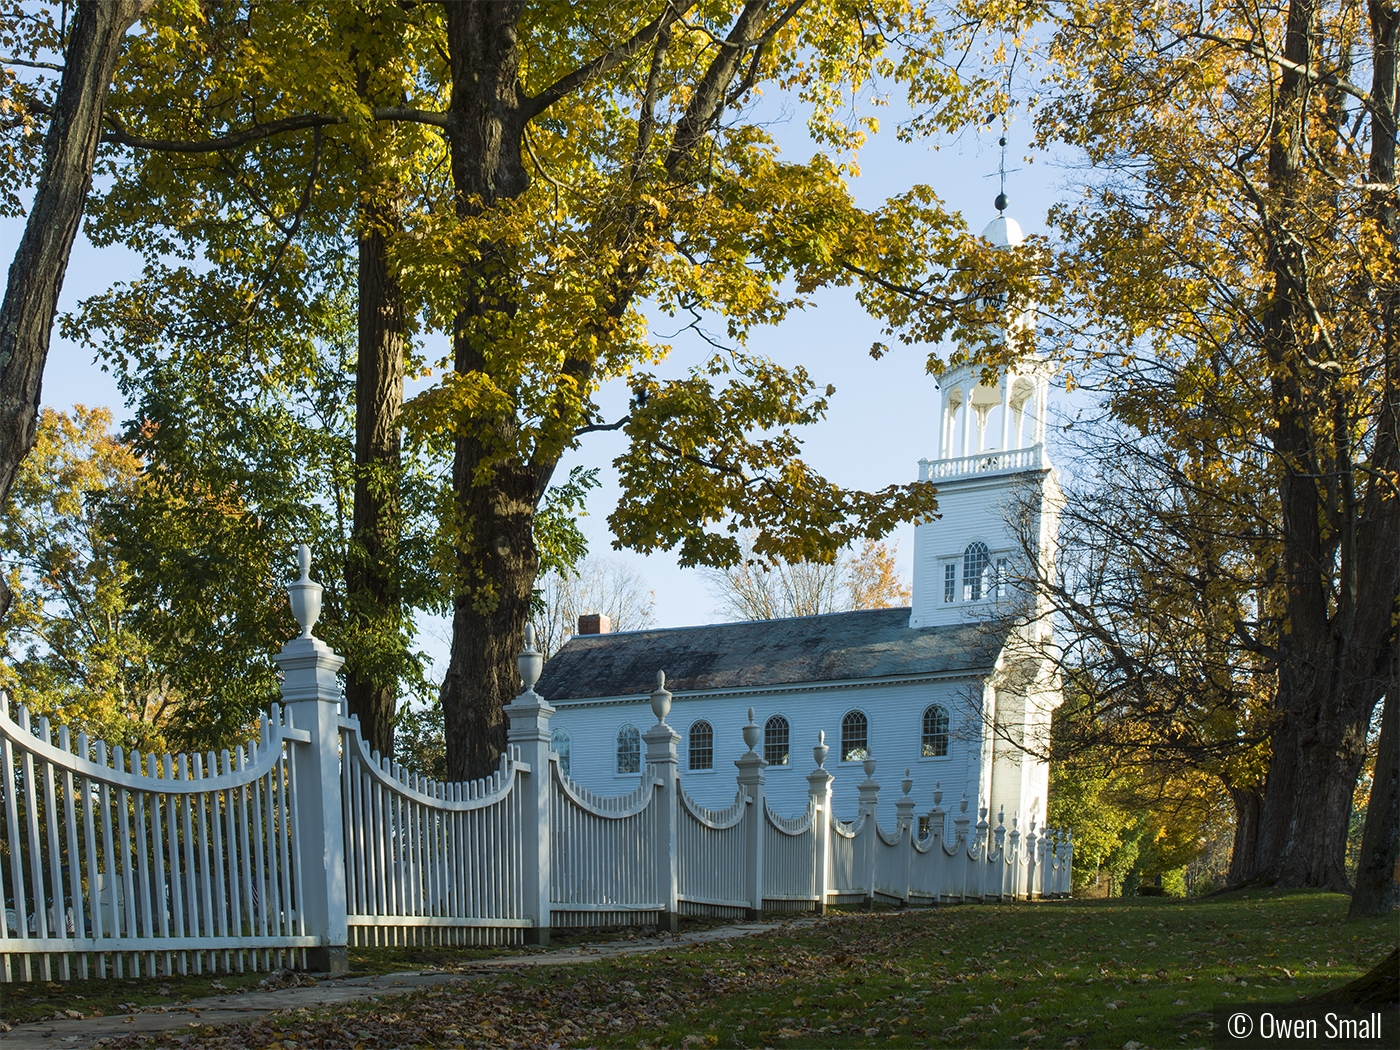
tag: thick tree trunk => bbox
[432,0,782,778]
[0,0,152,616]
[1226,784,1264,887]
[1349,689,1400,917]
[1348,0,1400,921]
[1255,700,1370,889]
[437,0,534,780]
[344,198,405,757]
[1247,0,1400,890]
[439,461,545,780]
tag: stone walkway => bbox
[0,920,797,1050]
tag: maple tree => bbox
[1011,409,1276,886]
[0,406,168,750]
[73,1,1031,780]
[1023,0,1400,896]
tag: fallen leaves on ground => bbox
[86,891,1395,1049]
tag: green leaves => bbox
[612,354,938,568]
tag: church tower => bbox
[908,210,1061,630]
[907,206,1064,829]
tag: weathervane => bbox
[986,118,1020,214]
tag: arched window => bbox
[551,727,572,777]
[616,724,641,774]
[963,541,991,601]
[764,715,790,766]
[841,710,868,762]
[921,705,949,758]
[689,720,713,771]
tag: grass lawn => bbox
[10,888,1397,1048]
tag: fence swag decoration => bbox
[1,546,1071,983]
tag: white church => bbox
[535,210,1063,828]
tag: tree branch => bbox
[1195,29,1375,110]
[102,105,447,153]
[522,0,699,122]
[0,55,65,72]
[574,414,630,436]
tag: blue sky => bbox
[8,92,1075,677]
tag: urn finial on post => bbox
[813,729,829,769]
[288,543,323,638]
[518,624,543,693]
[742,707,761,752]
[650,670,672,724]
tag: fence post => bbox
[1058,828,1069,896]
[272,545,348,974]
[1008,813,1022,899]
[894,768,916,905]
[975,805,991,901]
[1026,818,1040,900]
[806,731,834,914]
[927,782,947,902]
[994,806,1008,899]
[503,626,554,945]
[857,756,880,907]
[952,792,971,901]
[642,671,681,933]
[735,707,767,919]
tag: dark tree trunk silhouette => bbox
[0,0,152,615]
[344,194,406,757]
[1246,0,1400,890]
[1349,690,1399,918]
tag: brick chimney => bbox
[577,612,611,635]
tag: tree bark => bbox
[1348,0,1400,921]
[437,0,535,781]
[0,0,152,616]
[344,195,405,757]
[433,0,790,778]
[1349,689,1399,917]
[1226,784,1264,887]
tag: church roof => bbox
[535,607,1009,702]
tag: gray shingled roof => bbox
[534,607,1008,701]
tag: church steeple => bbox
[908,205,1060,630]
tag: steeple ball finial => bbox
[994,191,1009,214]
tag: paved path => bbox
[0,920,798,1050]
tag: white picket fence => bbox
[0,548,1071,982]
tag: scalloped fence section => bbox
[0,699,313,982]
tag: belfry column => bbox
[961,395,974,459]
[999,373,1012,451]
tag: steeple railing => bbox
[919,442,1045,482]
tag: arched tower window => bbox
[551,727,572,777]
[921,705,949,757]
[841,710,868,762]
[963,541,991,601]
[616,724,640,774]
[764,715,790,766]
[689,720,713,771]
